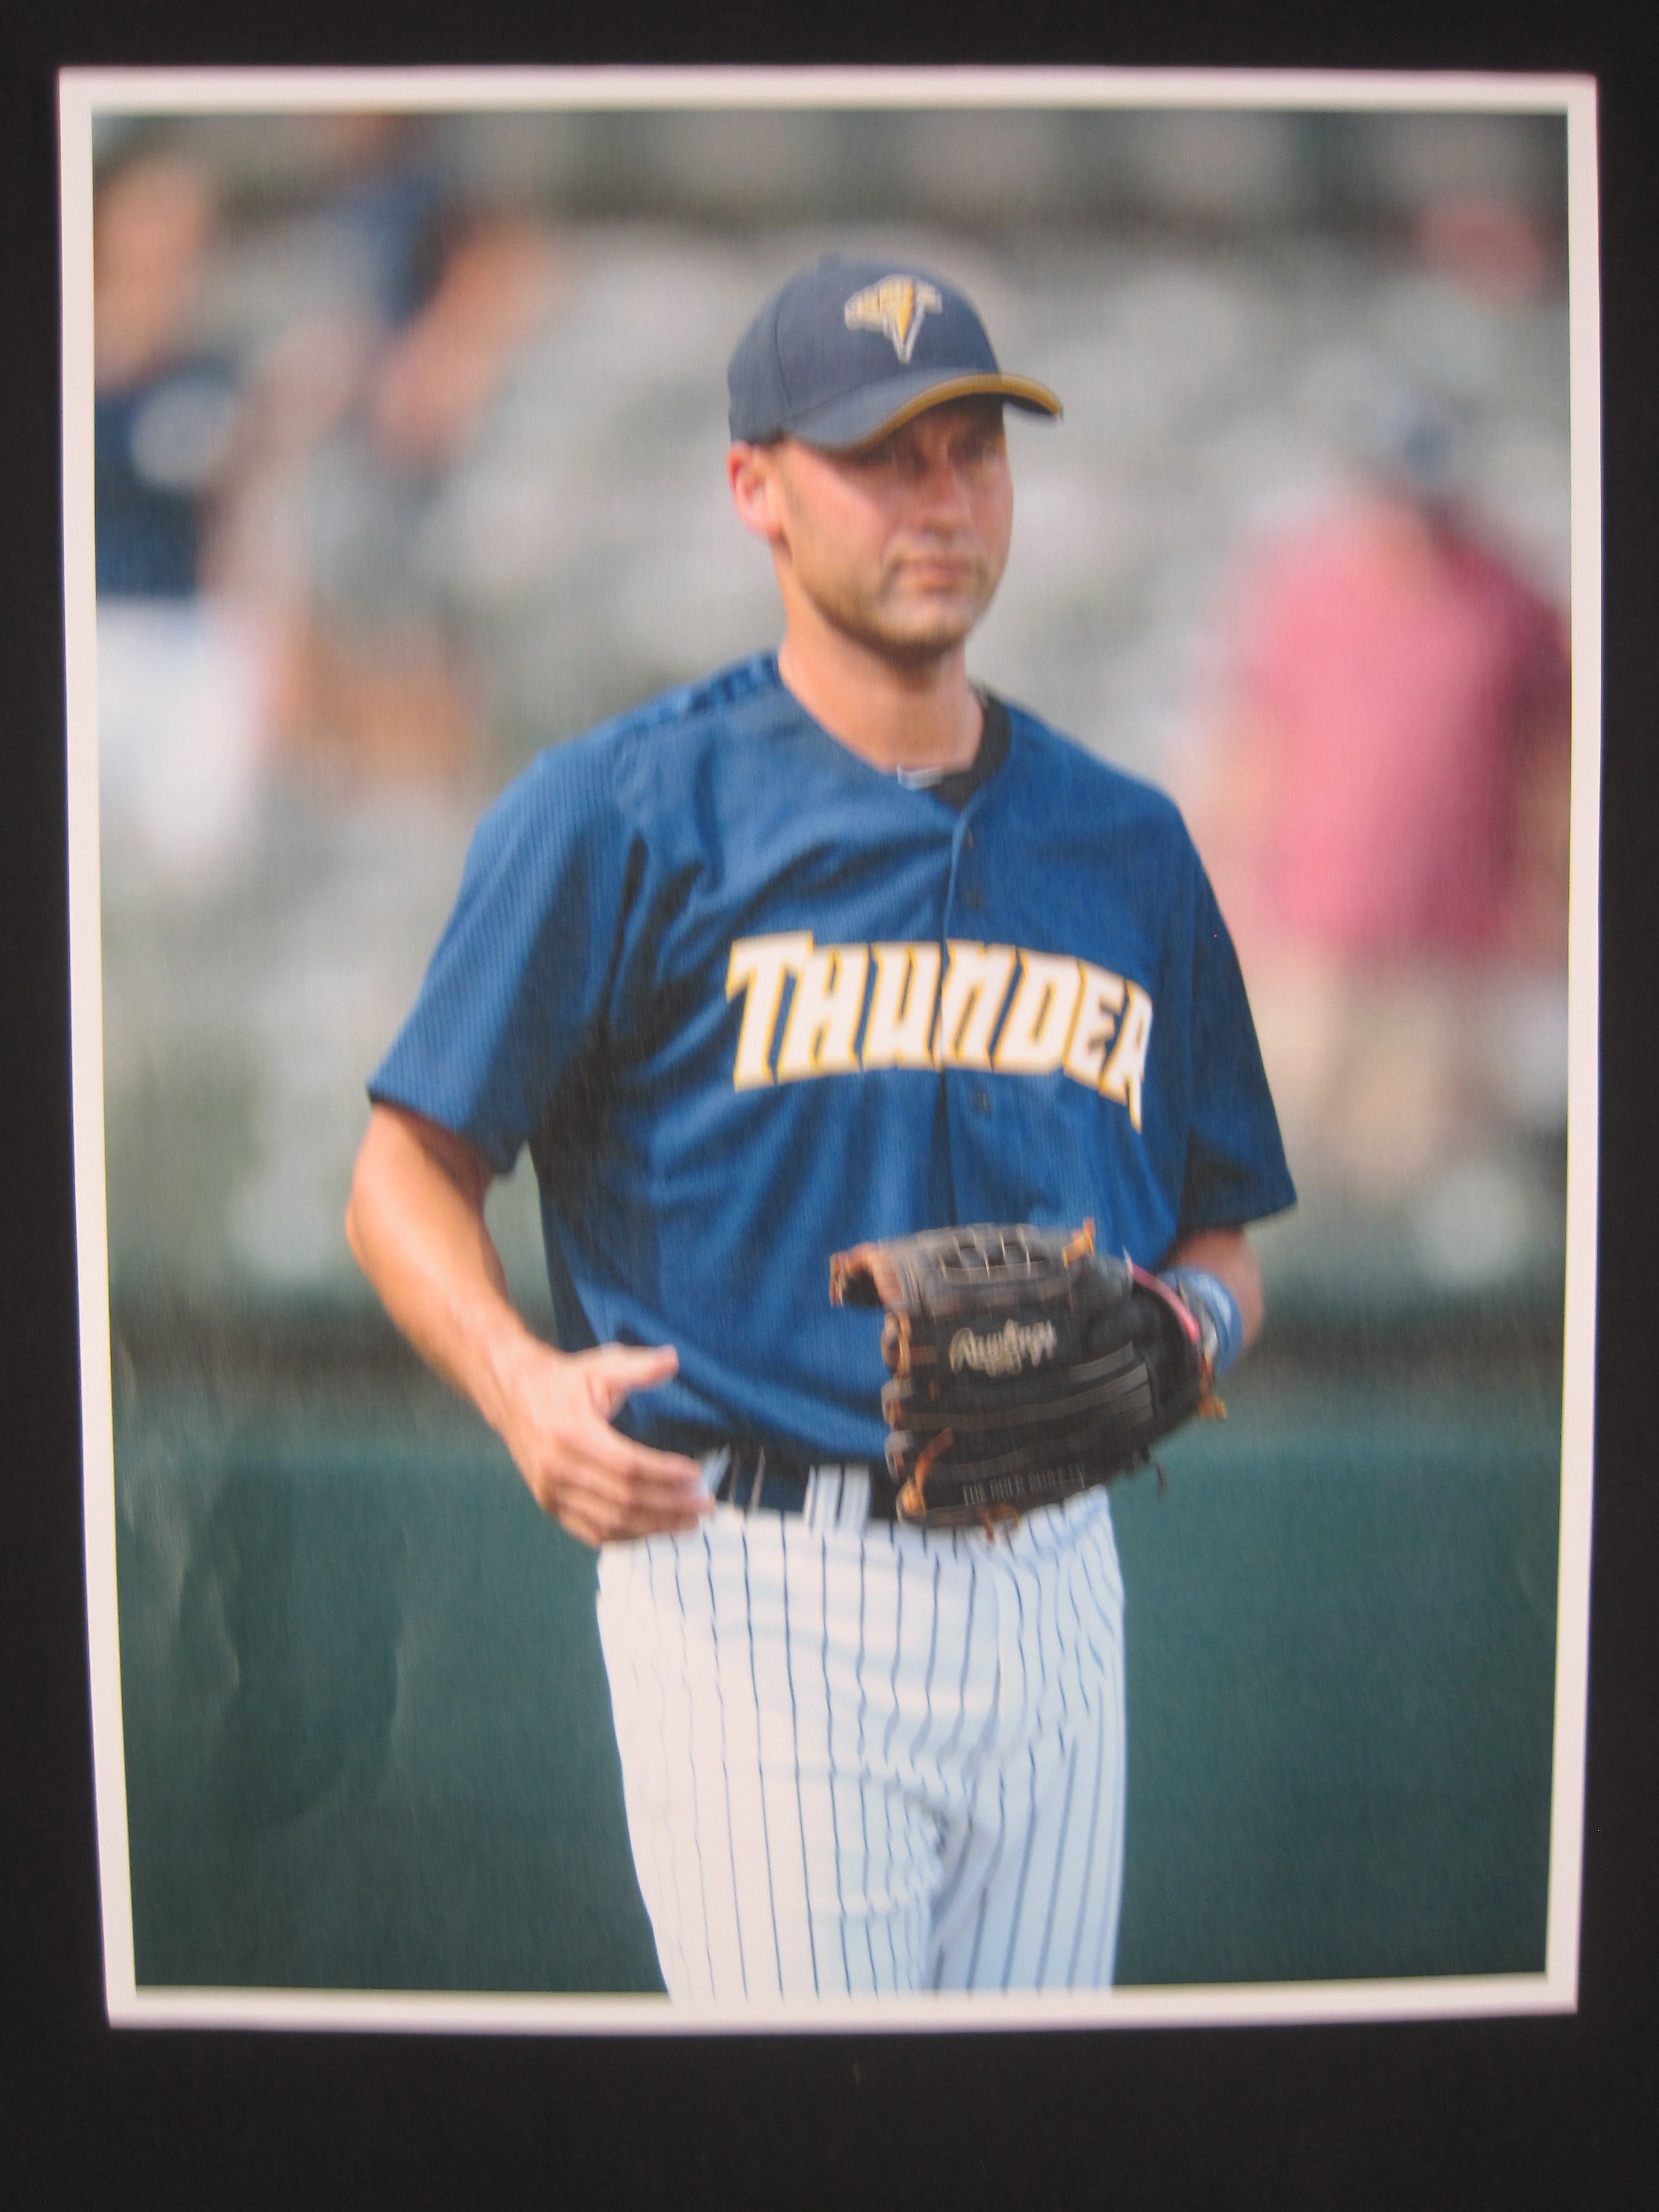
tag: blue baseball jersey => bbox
[370,653,1295,1463]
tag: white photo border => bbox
[59,61,1603,2036]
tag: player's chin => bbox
[870,589,991,660]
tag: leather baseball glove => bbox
[829,1220,1221,1529]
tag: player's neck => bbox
[775,628,983,775]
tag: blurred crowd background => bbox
[90,100,1574,1329]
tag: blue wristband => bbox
[1160,1267,1244,1376]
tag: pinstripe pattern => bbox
[819,1535,851,1993]
[594,1480,1126,2002]
[701,1525,747,1996]
[737,1521,785,1992]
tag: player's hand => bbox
[491,1338,712,1548]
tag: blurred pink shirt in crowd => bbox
[1229,496,1570,961]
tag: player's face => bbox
[738,400,1014,666]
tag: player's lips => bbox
[894,555,981,588]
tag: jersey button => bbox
[962,828,976,851]
[970,1086,992,1114]
[960,885,987,913]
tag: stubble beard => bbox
[807,548,1001,672]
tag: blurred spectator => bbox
[229,120,565,789]
[1181,387,1570,1243]
[214,132,561,1279]
[95,149,268,893]
[1414,193,1553,306]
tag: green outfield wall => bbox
[110,1318,1561,1996]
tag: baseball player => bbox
[346,253,1295,2001]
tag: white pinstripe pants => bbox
[595,1477,1127,2002]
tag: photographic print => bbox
[60,65,1600,2031]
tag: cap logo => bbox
[843,275,945,364]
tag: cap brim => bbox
[787,370,1062,453]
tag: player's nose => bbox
[909,447,976,527]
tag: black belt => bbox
[712,1440,900,1523]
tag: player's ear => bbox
[728,441,786,545]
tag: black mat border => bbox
[5,7,1655,2205]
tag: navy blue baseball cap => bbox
[728,253,1062,452]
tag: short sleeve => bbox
[1177,861,1298,1235]
[368,738,635,1174]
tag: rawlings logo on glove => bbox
[830,1220,1221,1530]
[948,1318,1059,1376]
